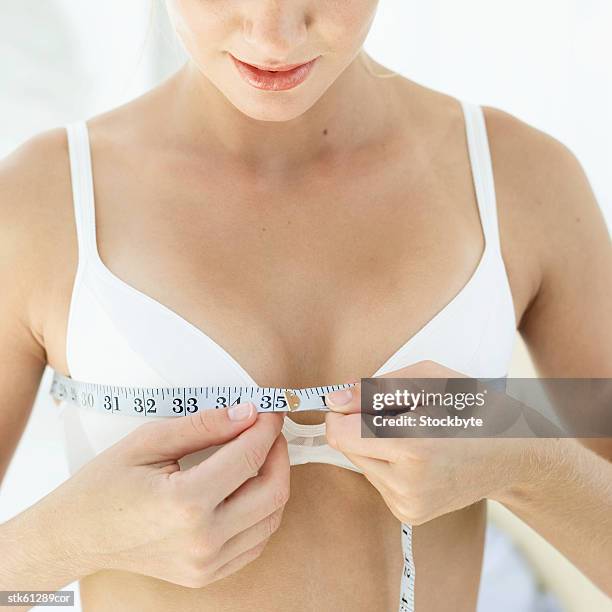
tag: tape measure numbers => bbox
[49,371,358,416]
[49,370,416,611]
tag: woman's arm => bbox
[0,135,91,609]
[325,109,612,597]
[486,105,612,401]
[0,135,291,609]
[0,492,98,595]
[491,437,612,596]
[0,136,51,487]
[487,107,612,592]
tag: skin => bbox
[324,362,612,596]
[0,0,611,610]
[0,404,290,591]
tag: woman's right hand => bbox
[52,402,289,588]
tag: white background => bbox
[1,2,610,611]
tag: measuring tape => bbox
[49,371,358,415]
[49,369,415,610]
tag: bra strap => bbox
[65,107,502,262]
[460,100,502,255]
[65,121,97,266]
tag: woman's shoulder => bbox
[0,126,76,346]
[0,96,147,254]
[0,126,75,227]
[403,84,595,326]
[481,103,606,329]
[481,103,585,194]
[481,104,600,244]
[0,125,70,198]
[0,91,153,361]
[0,126,73,266]
[404,80,603,329]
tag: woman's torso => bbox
[38,73,534,612]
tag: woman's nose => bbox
[241,2,309,58]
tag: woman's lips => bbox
[230,54,318,91]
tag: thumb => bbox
[121,402,257,464]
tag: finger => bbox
[180,412,285,505]
[325,365,463,416]
[370,477,403,522]
[213,504,284,572]
[325,381,404,416]
[209,540,268,584]
[342,450,398,505]
[341,450,393,484]
[324,382,361,414]
[122,402,258,464]
[325,411,403,462]
[218,432,290,538]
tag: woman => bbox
[1,1,611,611]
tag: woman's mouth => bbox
[229,54,319,91]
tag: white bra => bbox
[57,98,516,477]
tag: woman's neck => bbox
[162,52,401,175]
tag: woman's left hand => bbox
[324,360,538,525]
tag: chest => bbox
[43,116,523,407]
[87,148,484,382]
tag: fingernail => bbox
[228,402,254,421]
[326,389,352,406]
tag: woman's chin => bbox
[227,93,321,123]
